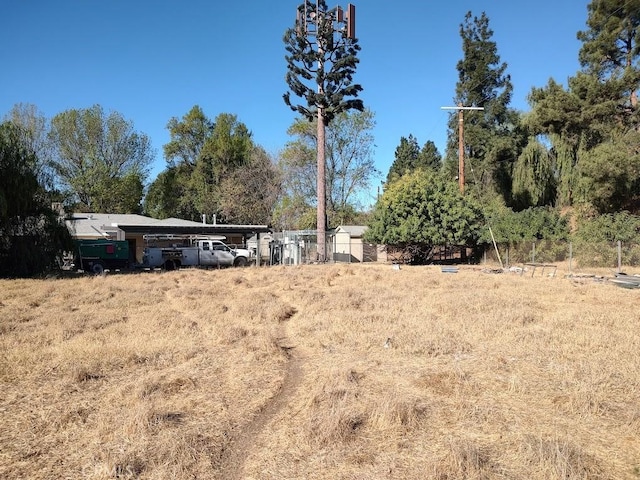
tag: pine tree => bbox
[418,140,442,172]
[386,135,421,183]
[578,0,640,111]
[386,135,442,184]
[283,0,364,260]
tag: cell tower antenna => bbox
[290,1,357,262]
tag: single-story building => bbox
[66,213,271,264]
[331,225,380,263]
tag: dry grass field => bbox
[1,263,639,479]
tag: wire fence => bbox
[482,240,640,271]
[265,240,380,265]
[254,231,640,271]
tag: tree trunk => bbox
[626,45,638,108]
[317,108,327,262]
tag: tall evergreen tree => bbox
[526,1,640,212]
[387,135,442,184]
[418,140,443,172]
[284,0,364,260]
[386,135,420,183]
[577,0,640,111]
[445,11,521,201]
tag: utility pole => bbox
[295,1,356,262]
[440,105,484,194]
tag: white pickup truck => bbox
[142,239,253,270]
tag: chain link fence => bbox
[254,230,640,270]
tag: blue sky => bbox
[2,1,588,207]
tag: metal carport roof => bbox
[67,213,271,238]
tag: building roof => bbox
[66,213,156,238]
[334,225,368,237]
[67,213,271,238]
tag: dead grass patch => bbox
[520,435,608,479]
[1,265,639,479]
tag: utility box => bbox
[75,239,130,274]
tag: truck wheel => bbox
[163,260,175,271]
[91,262,105,275]
[234,257,248,267]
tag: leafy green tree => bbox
[143,166,198,220]
[445,11,521,201]
[278,129,316,208]
[571,210,640,267]
[192,113,253,222]
[578,135,640,212]
[145,106,215,220]
[271,195,316,231]
[48,105,152,213]
[481,205,568,245]
[146,109,256,223]
[144,169,178,219]
[387,135,442,183]
[0,122,73,277]
[198,113,252,181]
[163,105,213,168]
[284,0,364,259]
[366,170,483,264]
[480,203,569,264]
[218,146,282,225]
[573,210,640,244]
[278,109,378,228]
[511,138,556,210]
[105,172,145,214]
[526,80,584,207]
[3,103,55,190]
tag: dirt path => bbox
[216,298,306,480]
[164,280,306,479]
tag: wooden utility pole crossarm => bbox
[441,105,484,194]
